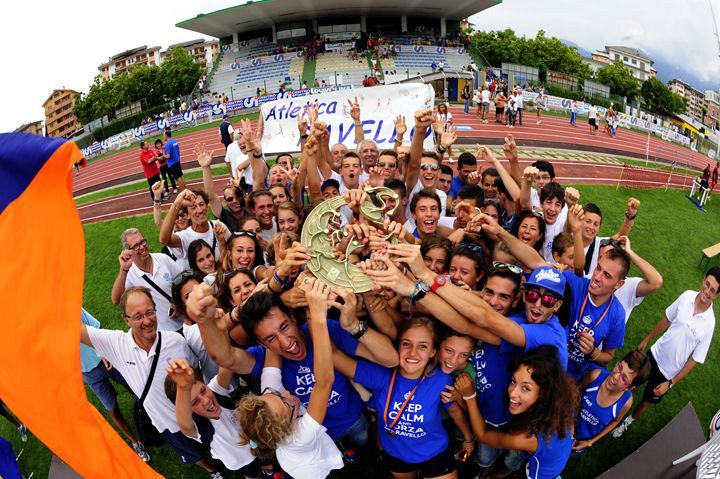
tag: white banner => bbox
[260,83,436,153]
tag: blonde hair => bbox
[236,393,292,457]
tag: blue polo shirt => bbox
[448,176,466,199]
[523,428,573,479]
[164,138,181,166]
[248,320,363,439]
[562,271,626,381]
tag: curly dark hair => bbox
[506,345,578,441]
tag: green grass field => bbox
[4,185,720,478]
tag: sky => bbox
[3,0,720,133]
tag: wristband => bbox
[354,121,362,127]
[462,392,477,401]
[300,134,309,139]
[625,212,636,220]
[463,438,475,444]
[253,151,263,158]
[153,200,162,206]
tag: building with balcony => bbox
[43,89,80,138]
[668,78,706,123]
[585,46,656,82]
[705,90,720,130]
[14,120,44,136]
[161,39,218,71]
[98,45,162,80]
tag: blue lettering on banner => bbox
[414,46,424,53]
[436,47,446,54]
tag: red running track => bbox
[73,106,709,197]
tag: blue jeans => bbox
[464,98,470,113]
[82,362,129,411]
[340,412,369,447]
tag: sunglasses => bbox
[172,269,196,286]
[524,288,560,308]
[262,387,297,419]
[599,238,621,249]
[224,195,239,203]
[459,242,483,256]
[176,211,188,219]
[420,163,440,171]
[378,162,397,168]
[232,230,257,238]
[493,261,523,275]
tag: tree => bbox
[639,78,686,115]
[158,47,202,101]
[597,59,640,101]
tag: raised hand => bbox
[194,142,214,168]
[297,110,309,136]
[368,166,384,187]
[384,243,431,279]
[213,220,228,240]
[414,108,434,128]
[567,204,585,233]
[119,250,133,270]
[440,124,457,148]
[186,282,218,325]
[151,180,165,200]
[522,166,539,185]
[348,96,361,122]
[174,189,196,209]
[394,115,407,137]
[565,187,580,207]
[476,145,498,166]
[627,197,640,218]
[276,242,310,278]
[304,277,331,320]
[328,287,359,332]
[165,359,195,390]
[502,134,518,161]
[361,253,416,297]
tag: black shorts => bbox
[496,107,504,115]
[589,118,597,127]
[235,459,261,476]
[382,447,456,478]
[168,162,183,179]
[642,351,670,404]
[161,429,206,464]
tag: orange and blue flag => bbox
[0,133,161,478]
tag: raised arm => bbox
[393,115,406,153]
[302,134,323,204]
[160,190,194,248]
[566,204,586,275]
[403,108,434,192]
[186,283,256,375]
[519,166,535,212]
[619,236,663,297]
[348,97,364,145]
[166,359,200,438]
[502,134,523,186]
[617,197,639,237]
[151,181,165,228]
[305,278,334,423]
[111,250,133,304]
[480,144,520,201]
[240,119,268,191]
[196,142,223,218]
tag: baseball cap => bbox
[321,179,340,191]
[522,266,566,298]
[222,114,229,119]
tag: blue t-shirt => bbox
[248,320,362,439]
[574,369,632,445]
[562,271,627,381]
[448,176,466,199]
[164,138,181,166]
[354,360,453,463]
[472,313,525,427]
[523,428,573,479]
[522,314,569,370]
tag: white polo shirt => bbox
[182,323,219,384]
[126,253,183,332]
[542,205,568,263]
[87,328,191,433]
[224,142,250,181]
[651,290,716,380]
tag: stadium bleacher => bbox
[313,51,371,88]
[391,45,472,76]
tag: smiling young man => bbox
[160,189,231,262]
[248,189,277,241]
[448,152,479,199]
[613,267,720,438]
[339,152,363,193]
[112,228,183,332]
[186,284,398,449]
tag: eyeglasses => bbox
[599,238,621,249]
[378,162,397,168]
[128,239,148,251]
[493,261,523,275]
[459,243,483,256]
[224,195,239,203]
[420,164,440,171]
[125,309,157,322]
[262,387,297,419]
[173,269,196,286]
[612,362,632,388]
[176,211,188,219]
[232,230,256,238]
[524,288,560,308]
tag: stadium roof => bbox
[177,0,501,38]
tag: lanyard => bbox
[577,290,615,334]
[383,368,425,436]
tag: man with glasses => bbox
[112,228,183,332]
[81,288,225,479]
[613,267,720,438]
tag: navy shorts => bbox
[642,351,670,404]
[162,429,207,464]
[168,162,183,179]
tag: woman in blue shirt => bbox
[334,315,474,479]
[573,350,650,452]
[455,346,577,479]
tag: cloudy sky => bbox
[2,0,719,133]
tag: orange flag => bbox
[0,134,162,478]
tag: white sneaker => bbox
[132,442,151,462]
[537,120,542,125]
[18,424,27,443]
[612,416,634,438]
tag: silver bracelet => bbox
[462,392,477,401]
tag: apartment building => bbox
[98,45,162,80]
[161,39,218,70]
[43,89,80,138]
[668,79,706,123]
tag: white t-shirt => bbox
[276,412,344,479]
[583,236,605,279]
[224,142,251,183]
[182,323,219,384]
[188,376,255,471]
[262,222,278,242]
[515,93,524,108]
[481,90,491,103]
[541,205,568,263]
[176,221,231,261]
[406,181,447,221]
[613,276,645,324]
[87,329,190,433]
[126,253,183,331]
[589,106,598,120]
[651,290,716,380]
[530,188,541,210]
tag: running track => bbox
[75,106,709,224]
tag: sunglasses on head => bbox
[232,230,256,238]
[172,269,196,286]
[599,238,621,249]
[524,288,560,308]
[492,261,523,275]
[420,163,440,171]
[459,242,483,256]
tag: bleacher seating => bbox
[391,45,472,77]
[313,52,371,88]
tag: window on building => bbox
[640,61,645,70]
[623,56,628,62]
[614,53,620,60]
[631,58,637,64]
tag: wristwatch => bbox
[668,379,674,389]
[431,275,448,293]
[412,280,431,304]
[351,320,369,340]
